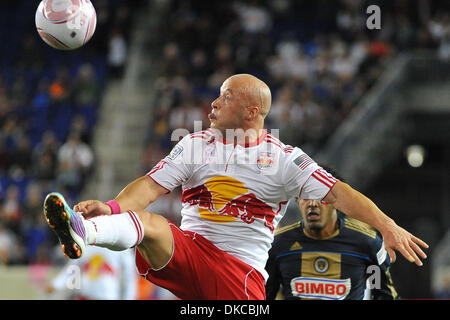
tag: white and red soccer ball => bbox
[35,0,97,50]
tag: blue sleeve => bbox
[367,232,400,300]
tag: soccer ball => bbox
[35,0,97,50]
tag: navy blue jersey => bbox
[265,212,399,300]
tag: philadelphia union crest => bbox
[314,257,329,273]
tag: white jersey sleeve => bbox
[282,148,339,200]
[146,135,193,192]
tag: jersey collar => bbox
[208,128,267,148]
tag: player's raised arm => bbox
[74,175,167,219]
[322,181,429,266]
[115,175,169,212]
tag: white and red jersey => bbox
[52,247,137,300]
[147,129,338,280]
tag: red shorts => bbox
[135,222,266,300]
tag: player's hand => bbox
[74,200,112,219]
[381,220,429,266]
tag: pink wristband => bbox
[105,200,121,215]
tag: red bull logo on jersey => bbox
[182,176,286,232]
[256,152,274,170]
[82,255,115,280]
[290,277,351,300]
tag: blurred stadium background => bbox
[0,0,449,299]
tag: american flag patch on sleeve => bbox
[293,154,314,171]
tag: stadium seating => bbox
[0,0,137,265]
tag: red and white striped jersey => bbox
[147,129,338,280]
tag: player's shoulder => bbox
[342,215,378,240]
[339,214,385,260]
[275,221,302,237]
[187,129,215,142]
[264,134,315,164]
[270,221,302,255]
[174,130,215,151]
[264,133,296,155]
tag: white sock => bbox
[85,211,144,251]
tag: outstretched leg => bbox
[133,210,173,270]
[44,192,174,270]
[89,209,173,269]
[44,192,87,259]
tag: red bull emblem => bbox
[82,255,115,280]
[256,152,274,170]
[182,176,287,232]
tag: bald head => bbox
[223,74,272,118]
[210,73,272,134]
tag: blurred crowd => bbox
[139,0,449,229]
[0,0,142,266]
[141,0,449,176]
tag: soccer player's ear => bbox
[246,105,258,120]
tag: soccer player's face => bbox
[298,199,335,231]
[209,79,246,132]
